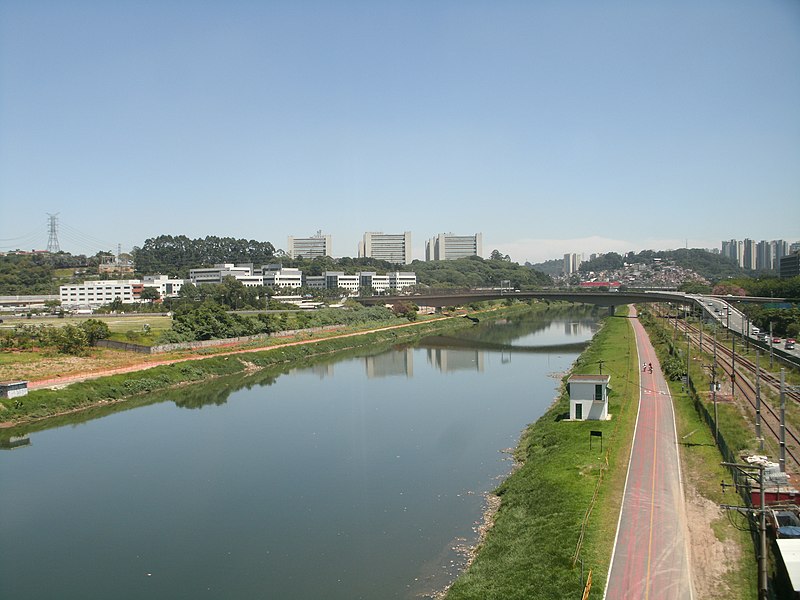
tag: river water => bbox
[0,307,600,599]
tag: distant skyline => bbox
[1,1,798,265]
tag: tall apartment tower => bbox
[425,233,482,261]
[563,253,582,275]
[358,232,412,264]
[287,232,332,259]
[756,241,773,271]
[773,240,790,268]
[742,239,757,270]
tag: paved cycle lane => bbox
[604,311,693,599]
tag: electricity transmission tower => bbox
[46,213,61,253]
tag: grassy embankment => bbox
[445,307,639,599]
[446,306,759,599]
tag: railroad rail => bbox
[653,306,800,472]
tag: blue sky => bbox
[1,0,798,264]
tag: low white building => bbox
[303,271,416,295]
[567,374,610,421]
[60,277,187,309]
[189,263,263,286]
[262,264,303,289]
[60,280,138,308]
[359,271,417,294]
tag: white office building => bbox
[188,264,264,287]
[425,233,482,261]
[262,264,303,289]
[305,271,417,295]
[358,232,412,264]
[60,280,138,308]
[142,275,185,298]
[287,233,332,259]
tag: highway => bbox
[605,308,694,599]
[688,294,799,362]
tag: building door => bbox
[575,403,583,420]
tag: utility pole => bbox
[755,350,763,452]
[731,337,736,401]
[686,328,691,389]
[698,315,703,353]
[744,317,749,351]
[769,322,775,369]
[713,329,718,444]
[727,308,731,340]
[780,369,786,473]
[673,304,678,340]
[721,461,768,600]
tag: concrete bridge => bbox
[356,289,786,308]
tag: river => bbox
[0,306,601,599]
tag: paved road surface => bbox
[604,310,694,599]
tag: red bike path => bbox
[604,310,694,599]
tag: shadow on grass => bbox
[554,411,570,422]
[681,442,717,448]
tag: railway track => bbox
[653,307,800,472]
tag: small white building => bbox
[0,381,28,399]
[567,374,610,421]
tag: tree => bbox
[391,301,418,321]
[79,319,111,345]
[490,249,510,261]
[55,324,89,355]
[140,287,161,302]
[44,299,62,313]
[712,283,746,296]
[678,282,712,294]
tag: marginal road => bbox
[604,309,693,599]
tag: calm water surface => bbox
[0,308,600,599]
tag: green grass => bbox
[0,314,173,335]
[445,308,639,599]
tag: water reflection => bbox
[365,347,414,378]
[0,434,30,450]
[426,348,485,373]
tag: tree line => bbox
[132,235,277,277]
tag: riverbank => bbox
[0,301,555,429]
[444,306,758,599]
[0,317,456,427]
[442,307,638,598]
